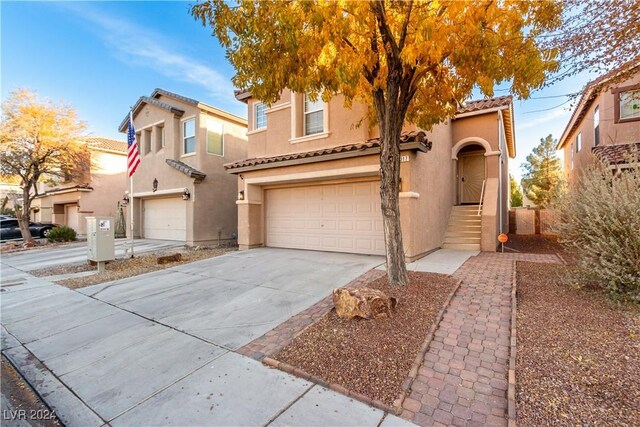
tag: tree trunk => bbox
[373,77,410,286]
[18,187,34,245]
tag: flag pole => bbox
[130,175,134,258]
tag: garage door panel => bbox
[143,197,186,241]
[266,182,385,255]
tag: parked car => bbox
[0,215,13,220]
[0,219,58,241]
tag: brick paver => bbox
[401,253,560,427]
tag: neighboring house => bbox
[0,181,21,212]
[557,64,640,179]
[226,90,515,256]
[118,89,248,245]
[31,137,128,236]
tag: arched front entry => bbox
[452,138,492,205]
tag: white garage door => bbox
[266,181,385,255]
[143,197,186,241]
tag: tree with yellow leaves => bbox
[1,89,88,245]
[192,0,561,285]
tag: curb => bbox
[262,357,395,413]
[508,260,518,427]
[392,278,463,416]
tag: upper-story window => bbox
[304,95,324,135]
[155,124,165,152]
[619,89,640,120]
[570,142,574,169]
[183,118,196,155]
[255,103,267,130]
[144,129,152,154]
[576,132,582,152]
[593,106,600,147]
[207,121,224,156]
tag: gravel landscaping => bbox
[516,261,640,426]
[274,272,458,406]
[1,356,60,427]
[30,246,237,289]
[503,234,564,254]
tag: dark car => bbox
[0,219,57,241]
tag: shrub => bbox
[553,157,640,302]
[47,225,77,242]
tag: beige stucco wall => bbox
[125,95,247,244]
[246,91,372,158]
[236,92,510,254]
[563,73,640,182]
[404,123,455,258]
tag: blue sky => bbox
[2,1,596,181]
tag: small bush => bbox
[553,156,640,303]
[47,225,77,242]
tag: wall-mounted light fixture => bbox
[122,192,130,205]
[183,188,191,200]
[237,190,245,201]
[152,178,158,192]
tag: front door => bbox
[460,153,485,204]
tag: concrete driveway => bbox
[1,238,184,272]
[1,248,414,426]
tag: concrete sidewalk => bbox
[1,238,184,272]
[376,249,480,275]
[1,249,413,426]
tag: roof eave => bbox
[225,141,431,174]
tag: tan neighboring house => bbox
[31,137,127,236]
[557,64,640,178]
[118,89,248,245]
[225,90,515,257]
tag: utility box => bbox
[87,217,115,271]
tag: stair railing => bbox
[477,180,486,216]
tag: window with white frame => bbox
[593,106,600,146]
[619,89,640,120]
[183,118,195,154]
[576,132,582,152]
[207,120,224,156]
[570,142,574,169]
[304,95,324,135]
[255,103,267,130]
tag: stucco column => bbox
[236,183,264,250]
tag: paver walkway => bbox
[400,253,561,427]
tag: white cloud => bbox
[517,107,571,131]
[65,4,233,100]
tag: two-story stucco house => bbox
[225,91,515,258]
[31,137,127,236]
[557,64,640,178]
[118,89,248,245]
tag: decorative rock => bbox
[157,253,182,264]
[332,287,397,320]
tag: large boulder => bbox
[332,287,398,320]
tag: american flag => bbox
[127,112,140,177]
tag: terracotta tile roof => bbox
[118,96,186,132]
[165,159,207,181]
[456,95,513,114]
[225,131,432,172]
[83,137,127,153]
[151,88,199,105]
[37,183,93,197]
[592,142,640,165]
